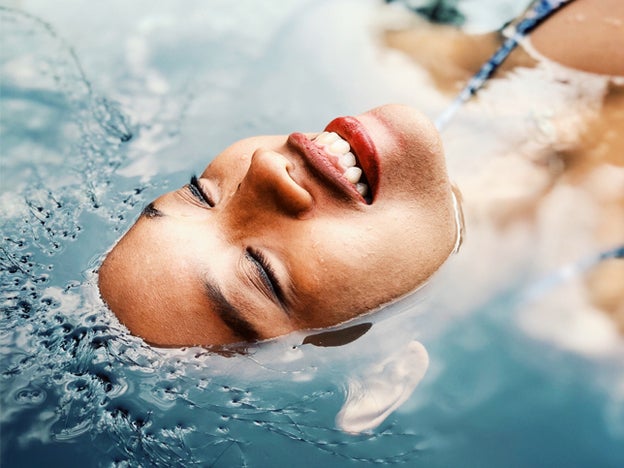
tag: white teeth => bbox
[344,166,362,184]
[314,132,370,199]
[315,132,350,156]
[355,182,368,197]
[315,131,339,145]
[328,138,350,156]
[339,152,356,168]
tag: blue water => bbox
[2,1,623,467]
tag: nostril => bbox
[248,148,313,216]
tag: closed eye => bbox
[245,247,286,309]
[187,175,214,207]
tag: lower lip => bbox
[287,132,366,204]
[325,116,380,200]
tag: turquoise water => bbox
[2,1,623,466]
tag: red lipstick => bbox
[287,132,366,204]
[325,116,380,200]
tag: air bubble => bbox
[14,387,47,405]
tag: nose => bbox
[235,148,313,217]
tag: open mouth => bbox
[324,116,379,204]
[311,131,372,202]
[287,116,379,205]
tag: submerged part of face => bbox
[98,104,458,347]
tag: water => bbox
[2,0,623,466]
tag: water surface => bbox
[1,1,623,466]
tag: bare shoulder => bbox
[530,0,624,76]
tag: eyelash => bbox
[246,247,284,306]
[188,175,214,207]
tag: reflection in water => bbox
[1,1,624,467]
[337,340,429,434]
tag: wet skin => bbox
[98,104,458,347]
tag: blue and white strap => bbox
[435,0,576,131]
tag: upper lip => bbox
[286,116,379,205]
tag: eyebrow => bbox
[141,202,164,219]
[204,281,260,342]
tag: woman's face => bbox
[98,104,458,347]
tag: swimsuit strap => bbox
[522,244,624,302]
[434,0,623,294]
[435,0,576,131]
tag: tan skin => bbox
[385,0,624,329]
[385,0,624,86]
[98,105,459,347]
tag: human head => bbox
[98,104,458,347]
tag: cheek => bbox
[322,211,429,291]
[290,224,394,323]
